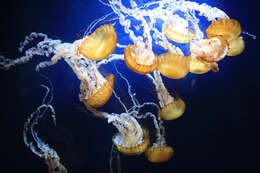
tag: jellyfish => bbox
[188,56,211,74]
[163,15,195,43]
[190,36,228,63]
[78,24,117,61]
[111,115,150,155]
[206,19,245,56]
[79,71,115,108]
[147,70,186,121]
[23,83,67,173]
[124,45,158,74]
[206,19,241,42]
[159,97,186,121]
[144,117,174,163]
[226,36,245,56]
[145,145,174,163]
[158,53,190,79]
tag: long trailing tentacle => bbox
[109,144,122,173]
[0,32,61,70]
[23,77,67,173]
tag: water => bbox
[0,0,259,173]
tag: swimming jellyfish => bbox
[124,45,158,75]
[145,145,174,163]
[163,14,195,43]
[147,70,186,121]
[190,36,228,63]
[206,19,245,56]
[78,24,117,61]
[188,56,212,74]
[158,53,190,79]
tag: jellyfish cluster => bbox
[0,0,253,172]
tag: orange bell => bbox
[82,74,114,108]
[124,45,158,74]
[159,98,186,120]
[145,146,174,163]
[190,36,228,63]
[78,24,117,61]
[158,53,190,79]
[113,128,150,155]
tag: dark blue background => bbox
[0,0,259,173]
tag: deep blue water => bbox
[0,0,259,173]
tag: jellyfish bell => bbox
[124,45,158,74]
[78,24,117,61]
[113,128,150,155]
[109,114,150,155]
[80,74,114,108]
[227,37,245,56]
[206,19,241,42]
[188,56,211,74]
[188,56,219,74]
[158,53,190,79]
[190,36,228,63]
[163,15,195,43]
[164,26,195,44]
[159,97,186,120]
[145,146,174,163]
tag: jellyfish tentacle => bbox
[110,66,166,155]
[109,144,122,173]
[19,32,49,52]
[150,70,186,120]
[84,12,115,37]
[23,83,67,173]
[0,36,62,70]
[242,31,257,40]
[154,70,174,108]
[96,54,124,68]
[114,62,138,108]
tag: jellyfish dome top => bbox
[0,0,255,172]
[78,24,117,61]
